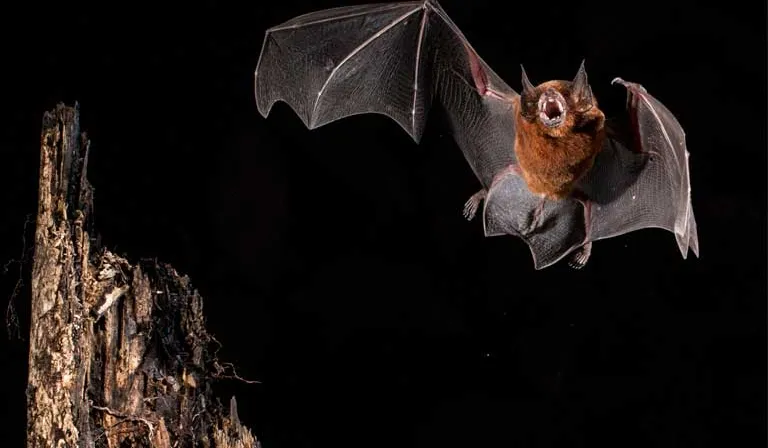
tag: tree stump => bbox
[26,103,259,448]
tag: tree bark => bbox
[27,103,259,448]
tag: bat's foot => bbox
[567,242,592,269]
[463,189,487,221]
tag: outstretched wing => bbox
[586,78,699,256]
[255,0,519,188]
[482,79,699,269]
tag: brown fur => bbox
[514,80,606,199]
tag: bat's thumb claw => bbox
[611,77,648,94]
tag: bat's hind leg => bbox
[529,197,547,232]
[464,165,523,221]
[568,190,593,270]
[463,189,487,221]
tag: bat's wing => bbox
[255,0,519,188]
[584,78,699,257]
[483,78,699,269]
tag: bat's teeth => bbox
[543,99,563,119]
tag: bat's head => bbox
[518,60,597,138]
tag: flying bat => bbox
[254,0,699,269]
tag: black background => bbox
[1,0,765,446]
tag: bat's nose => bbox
[544,87,559,98]
[541,87,561,101]
[540,89,561,103]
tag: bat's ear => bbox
[572,59,594,106]
[520,64,536,98]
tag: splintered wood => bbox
[26,103,258,448]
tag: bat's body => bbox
[514,79,605,200]
[254,0,699,269]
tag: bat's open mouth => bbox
[544,100,562,119]
[538,92,566,127]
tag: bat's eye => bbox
[520,99,538,119]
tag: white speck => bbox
[411,108,416,116]
[632,195,636,200]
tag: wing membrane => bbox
[584,79,699,258]
[255,0,519,187]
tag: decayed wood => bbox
[27,103,259,448]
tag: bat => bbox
[254,0,699,269]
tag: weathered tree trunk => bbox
[27,103,259,448]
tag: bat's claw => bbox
[567,242,592,270]
[611,77,647,93]
[463,189,487,221]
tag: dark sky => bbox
[2,0,766,446]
